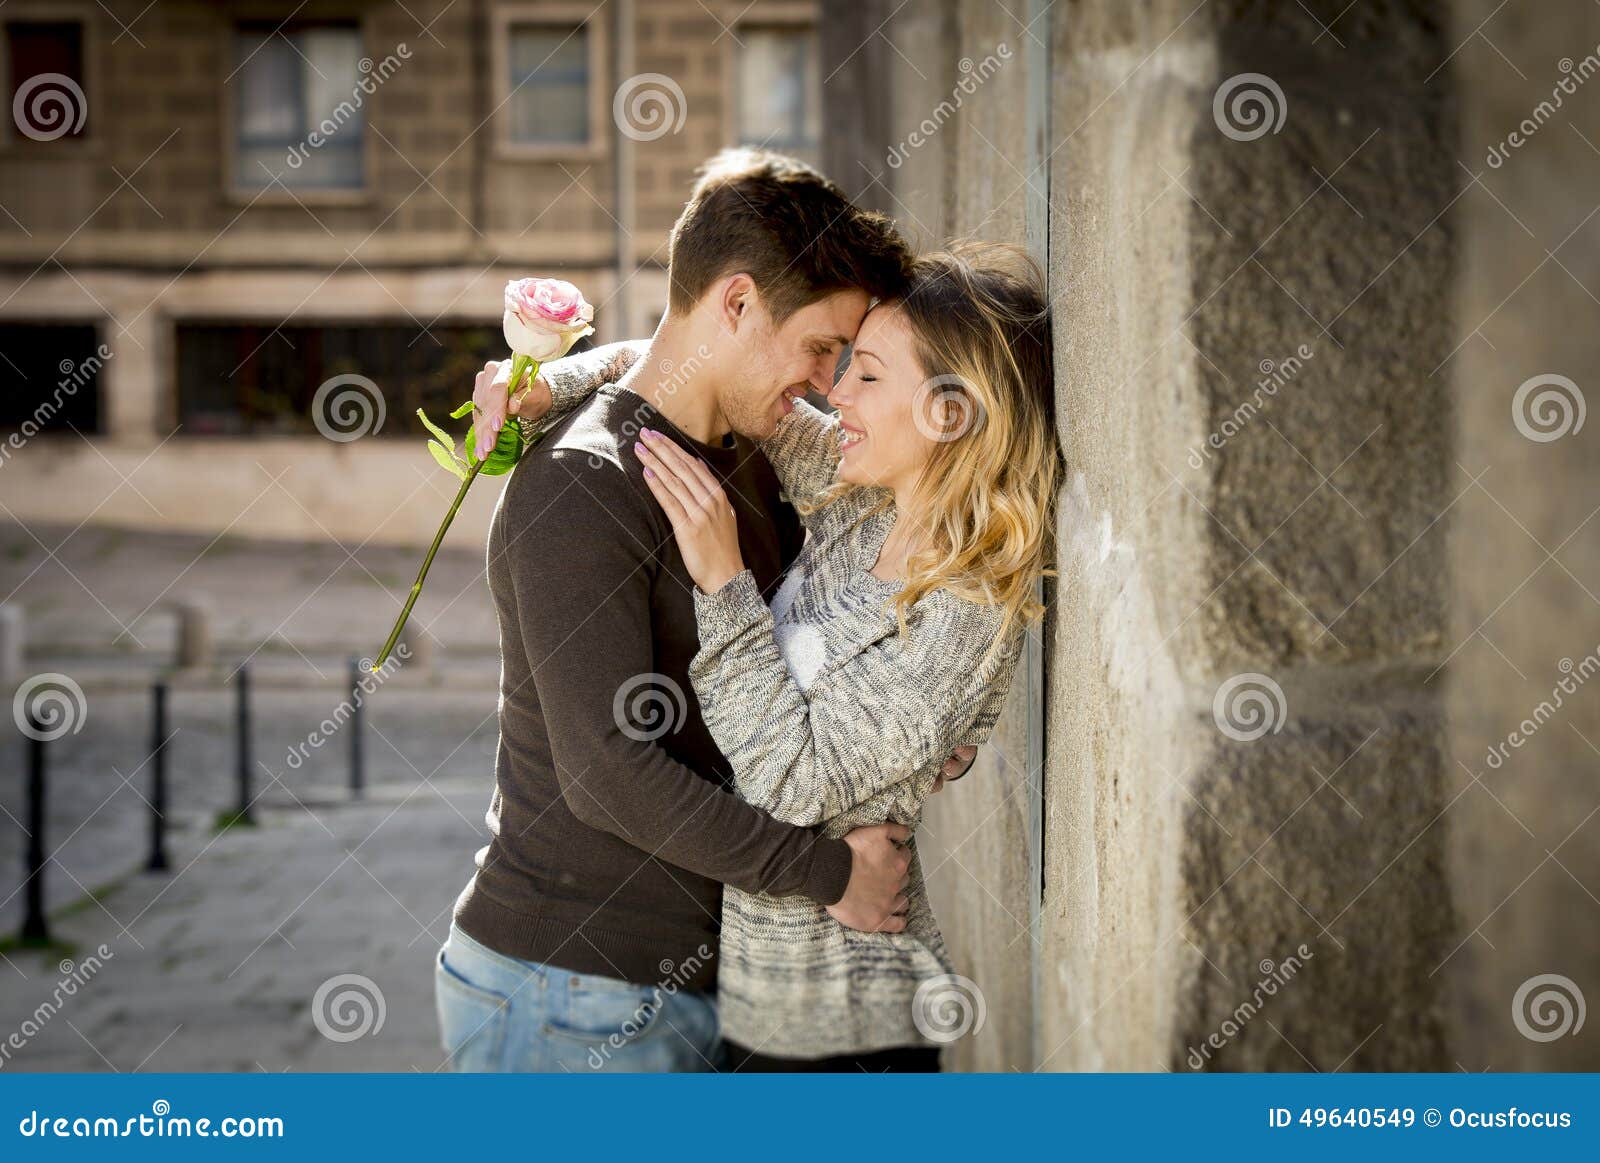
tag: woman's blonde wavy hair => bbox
[807,241,1058,644]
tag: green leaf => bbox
[449,400,475,420]
[428,439,467,481]
[417,408,457,456]
[477,418,524,476]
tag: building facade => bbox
[0,0,819,543]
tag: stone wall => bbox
[859,0,1501,1071]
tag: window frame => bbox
[491,3,608,162]
[722,3,820,159]
[0,2,99,154]
[220,14,378,206]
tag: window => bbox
[5,20,88,142]
[508,23,589,144]
[493,8,604,157]
[174,321,591,437]
[0,323,103,436]
[735,24,819,154]
[232,23,364,191]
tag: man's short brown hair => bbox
[666,149,911,323]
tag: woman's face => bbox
[827,305,942,495]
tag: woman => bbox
[478,243,1056,1070]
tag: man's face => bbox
[718,288,871,440]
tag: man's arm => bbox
[499,445,860,903]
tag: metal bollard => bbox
[234,663,255,825]
[21,712,49,942]
[348,656,365,800]
[147,681,170,873]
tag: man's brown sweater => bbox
[452,382,854,991]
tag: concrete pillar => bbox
[1041,0,1457,1071]
[170,595,213,671]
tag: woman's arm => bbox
[689,570,1017,827]
[758,398,844,511]
[470,340,646,460]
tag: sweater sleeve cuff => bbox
[543,359,596,414]
[691,569,769,651]
[804,836,854,906]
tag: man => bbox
[436,150,917,1072]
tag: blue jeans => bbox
[434,925,723,1072]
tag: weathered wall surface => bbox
[869,0,1043,1073]
[861,0,1472,1071]
[1444,0,1600,1071]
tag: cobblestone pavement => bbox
[0,524,507,1071]
[1,778,487,1072]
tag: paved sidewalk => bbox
[1,776,488,1072]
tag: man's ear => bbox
[717,273,757,333]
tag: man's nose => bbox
[809,358,835,395]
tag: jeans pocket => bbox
[545,979,664,1043]
[434,948,510,1072]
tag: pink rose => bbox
[503,277,595,362]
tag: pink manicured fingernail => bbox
[642,428,658,440]
[633,442,646,455]
[643,467,655,479]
